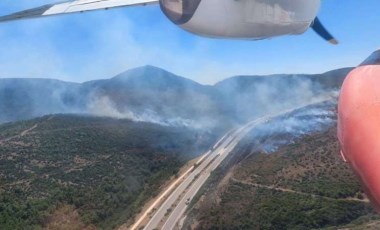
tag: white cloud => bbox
[0,2,227,84]
[0,1,280,85]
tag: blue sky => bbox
[0,0,379,84]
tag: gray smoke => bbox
[0,66,349,135]
[87,94,197,127]
[240,98,338,153]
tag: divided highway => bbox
[142,117,269,230]
[135,99,333,230]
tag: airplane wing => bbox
[0,0,159,23]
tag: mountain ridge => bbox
[360,50,380,66]
[0,65,352,128]
[0,65,352,91]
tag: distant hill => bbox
[0,114,214,229]
[80,66,227,129]
[360,49,380,66]
[0,66,352,129]
[214,67,352,121]
[0,79,82,122]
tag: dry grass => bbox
[44,205,95,230]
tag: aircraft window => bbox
[160,0,202,25]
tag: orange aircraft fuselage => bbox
[338,50,380,212]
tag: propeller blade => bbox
[311,17,338,45]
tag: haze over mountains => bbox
[4,47,380,229]
[0,66,352,130]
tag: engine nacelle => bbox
[160,0,320,40]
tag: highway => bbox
[161,118,269,230]
[139,99,334,230]
[142,116,268,230]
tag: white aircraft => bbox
[0,0,338,44]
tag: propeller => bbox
[311,17,338,45]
